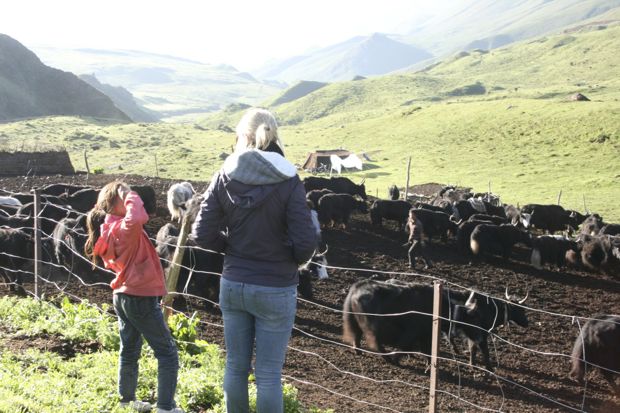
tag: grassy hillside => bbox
[403,0,620,57]
[2,25,619,221]
[33,47,283,122]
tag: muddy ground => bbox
[1,174,619,413]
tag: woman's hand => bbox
[117,184,131,202]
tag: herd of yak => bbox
[0,175,619,396]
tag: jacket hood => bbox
[222,149,298,208]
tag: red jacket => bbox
[94,192,167,296]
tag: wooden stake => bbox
[557,189,563,206]
[32,188,41,300]
[162,213,192,320]
[428,281,443,413]
[405,157,411,201]
[154,154,159,178]
[583,194,588,214]
[83,149,90,175]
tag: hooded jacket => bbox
[94,192,167,296]
[191,149,318,287]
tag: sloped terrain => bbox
[0,34,130,122]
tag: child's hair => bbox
[84,181,126,267]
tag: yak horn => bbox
[518,290,529,304]
[318,244,329,256]
[505,287,512,301]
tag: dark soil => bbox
[0,324,101,359]
[1,174,619,412]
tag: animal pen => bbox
[0,175,618,413]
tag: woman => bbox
[192,108,318,413]
[85,181,183,413]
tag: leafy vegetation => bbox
[0,296,332,413]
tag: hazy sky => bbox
[2,0,455,70]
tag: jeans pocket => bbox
[219,279,235,311]
[252,287,297,322]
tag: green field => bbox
[1,24,619,220]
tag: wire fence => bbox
[0,185,619,412]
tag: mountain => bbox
[403,0,620,58]
[254,33,432,83]
[268,81,328,106]
[33,47,284,121]
[0,34,130,122]
[79,74,160,123]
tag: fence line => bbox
[0,260,608,413]
[2,245,619,380]
[2,186,619,412]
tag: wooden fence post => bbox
[404,157,412,201]
[31,188,42,300]
[162,213,193,320]
[428,281,443,413]
[83,149,90,175]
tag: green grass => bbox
[0,296,332,413]
[1,24,619,220]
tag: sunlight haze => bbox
[2,0,452,70]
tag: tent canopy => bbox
[302,149,351,172]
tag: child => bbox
[405,209,433,270]
[85,181,183,413]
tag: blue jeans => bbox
[219,278,297,413]
[113,293,179,410]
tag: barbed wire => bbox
[0,260,611,413]
[1,189,619,412]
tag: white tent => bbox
[330,153,363,174]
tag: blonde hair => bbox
[84,181,126,267]
[235,108,283,154]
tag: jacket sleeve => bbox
[120,192,148,234]
[287,177,318,264]
[191,173,227,252]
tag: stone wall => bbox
[0,150,75,176]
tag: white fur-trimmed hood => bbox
[223,149,297,185]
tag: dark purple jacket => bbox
[191,149,318,287]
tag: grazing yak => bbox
[369,200,411,230]
[388,185,400,201]
[470,224,532,259]
[297,246,329,300]
[0,228,34,295]
[451,288,529,369]
[580,214,605,236]
[468,213,507,226]
[303,177,367,200]
[305,189,334,211]
[167,182,196,222]
[317,194,367,229]
[521,204,583,234]
[456,219,494,254]
[40,183,92,197]
[570,315,620,396]
[156,223,223,305]
[569,235,620,275]
[410,208,458,244]
[342,278,529,370]
[600,224,620,237]
[413,201,452,215]
[530,235,580,270]
[342,279,451,366]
